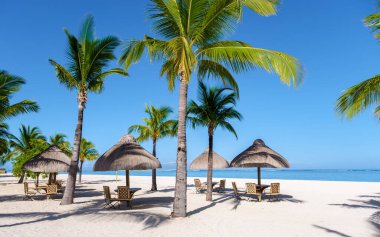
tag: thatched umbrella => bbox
[230,139,289,185]
[93,134,161,188]
[22,145,71,184]
[190,148,229,170]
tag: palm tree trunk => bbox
[61,99,85,205]
[206,128,214,201]
[172,74,188,217]
[18,172,25,183]
[79,160,83,184]
[151,138,157,191]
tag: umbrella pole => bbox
[257,167,261,185]
[36,173,39,186]
[48,173,52,185]
[125,170,130,188]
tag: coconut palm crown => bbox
[120,0,303,217]
[49,15,128,205]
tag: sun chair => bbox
[194,179,206,193]
[215,179,226,193]
[103,186,118,209]
[246,183,261,202]
[55,180,65,193]
[45,184,58,200]
[231,182,245,199]
[264,183,280,201]
[117,186,135,209]
[23,182,37,201]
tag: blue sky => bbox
[1,0,379,170]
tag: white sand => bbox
[0,174,379,237]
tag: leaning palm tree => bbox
[49,15,128,205]
[7,125,47,183]
[49,133,72,156]
[128,105,177,191]
[188,82,241,201]
[0,70,39,156]
[78,138,99,183]
[120,0,302,217]
[337,4,380,118]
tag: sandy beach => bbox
[0,174,379,237]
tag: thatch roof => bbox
[230,139,289,168]
[93,134,161,171]
[22,145,71,173]
[190,148,229,170]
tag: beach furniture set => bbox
[103,185,141,209]
[23,180,64,200]
[195,179,280,201]
[232,182,280,202]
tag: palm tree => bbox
[128,105,177,191]
[49,15,128,205]
[0,71,39,120]
[0,70,39,156]
[7,125,47,183]
[0,123,10,162]
[336,4,380,118]
[78,138,99,183]
[187,82,241,201]
[49,133,72,156]
[120,0,302,217]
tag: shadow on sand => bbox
[312,225,352,237]
[329,193,380,235]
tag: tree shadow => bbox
[0,198,169,230]
[187,195,234,216]
[329,193,380,235]
[369,211,380,232]
[312,225,352,237]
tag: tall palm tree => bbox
[336,4,380,118]
[128,105,177,191]
[120,0,303,217]
[7,125,47,183]
[78,138,99,183]
[49,15,128,205]
[49,133,72,156]
[187,82,241,201]
[0,70,39,156]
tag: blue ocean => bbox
[3,163,380,182]
[84,166,380,182]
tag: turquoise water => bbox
[81,168,380,182]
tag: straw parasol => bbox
[22,145,71,173]
[22,145,71,184]
[93,134,161,188]
[230,139,289,185]
[190,148,229,170]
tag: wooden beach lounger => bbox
[245,183,261,202]
[117,186,135,209]
[231,182,245,199]
[45,184,58,200]
[264,183,280,201]
[215,179,226,193]
[194,179,206,193]
[103,186,118,209]
[23,182,37,201]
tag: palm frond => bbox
[199,41,303,87]
[336,74,380,118]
